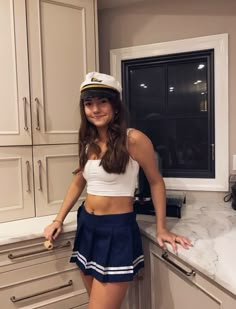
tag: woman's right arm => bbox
[44,170,86,241]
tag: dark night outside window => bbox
[122,50,215,181]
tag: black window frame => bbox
[122,49,215,179]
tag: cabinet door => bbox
[27,0,98,145]
[0,0,31,146]
[0,146,34,223]
[121,279,140,309]
[33,144,85,216]
[150,242,223,309]
[138,236,151,309]
[121,236,151,309]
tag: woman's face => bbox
[83,97,114,128]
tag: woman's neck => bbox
[97,128,108,143]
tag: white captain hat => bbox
[80,72,122,99]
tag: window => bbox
[110,34,228,191]
[122,50,215,179]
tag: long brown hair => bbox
[78,95,130,174]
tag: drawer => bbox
[70,305,88,309]
[0,256,78,286]
[0,232,75,273]
[26,297,88,309]
[0,258,88,309]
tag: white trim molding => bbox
[110,34,229,191]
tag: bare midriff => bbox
[84,194,134,215]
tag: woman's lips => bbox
[92,115,105,119]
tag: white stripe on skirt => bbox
[71,251,144,275]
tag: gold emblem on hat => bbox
[91,77,102,82]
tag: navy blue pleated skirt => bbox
[70,203,144,283]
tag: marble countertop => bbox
[0,201,236,296]
[138,201,236,297]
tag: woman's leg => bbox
[79,270,94,296]
[88,278,129,309]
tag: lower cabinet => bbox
[121,278,140,309]
[70,306,88,309]
[2,233,235,309]
[121,236,151,309]
[0,232,88,309]
[123,235,236,309]
[148,236,236,309]
[0,144,85,223]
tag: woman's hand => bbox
[157,228,192,253]
[44,221,63,242]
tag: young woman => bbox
[44,72,192,309]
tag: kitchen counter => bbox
[138,201,236,297]
[0,201,236,296]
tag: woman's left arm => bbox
[128,130,192,252]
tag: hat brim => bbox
[80,88,119,100]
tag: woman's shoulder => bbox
[127,129,155,163]
[127,128,150,145]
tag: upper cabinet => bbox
[0,0,31,146]
[0,0,98,146]
[27,0,97,145]
[0,0,97,222]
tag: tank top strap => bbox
[126,128,133,150]
[127,128,134,136]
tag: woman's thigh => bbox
[88,278,130,309]
[79,270,93,296]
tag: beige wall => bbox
[98,0,236,194]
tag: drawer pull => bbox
[8,241,71,260]
[162,252,196,277]
[10,279,73,302]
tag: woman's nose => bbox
[91,103,100,112]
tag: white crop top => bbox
[82,157,139,197]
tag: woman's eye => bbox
[100,98,109,104]
[84,101,92,106]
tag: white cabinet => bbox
[0,232,89,308]
[123,235,236,309]
[148,238,236,309]
[27,0,97,145]
[0,0,97,222]
[0,0,31,145]
[121,279,140,309]
[0,0,97,146]
[0,146,35,223]
[0,144,85,223]
[33,144,85,216]
[121,236,151,309]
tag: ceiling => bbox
[97,0,236,14]
[97,0,145,10]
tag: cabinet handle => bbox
[10,279,73,303]
[38,159,42,191]
[35,97,40,130]
[26,160,30,192]
[23,97,28,131]
[8,240,71,260]
[161,252,196,277]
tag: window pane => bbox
[168,60,208,114]
[129,66,165,120]
[137,117,209,174]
